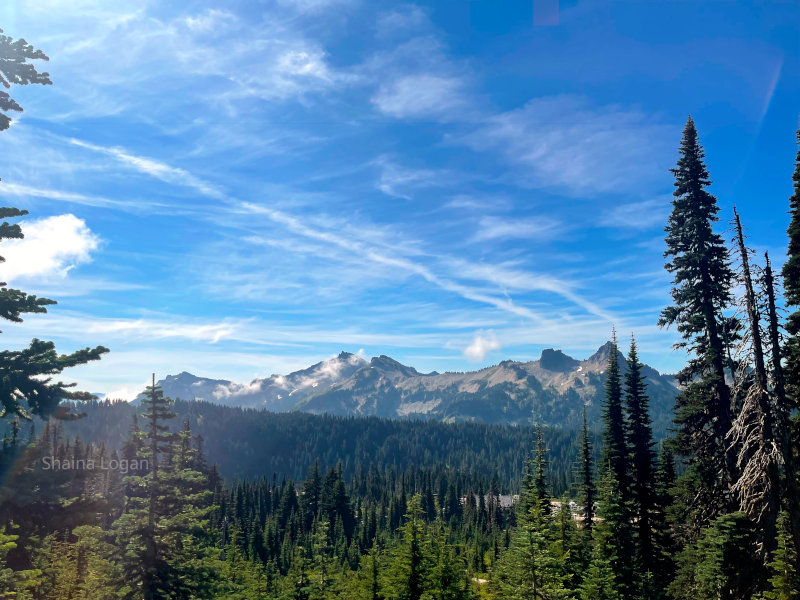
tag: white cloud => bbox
[472,215,564,243]
[1,214,100,282]
[103,385,147,402]
[461,96,673,196]
[86,318,238,344]
[184,9,237,34]
[373,74,468,121]
[600,198,671,230]
[377,5,429,35]
[0,181,174,213]
[374,156,441,199]
[276,0,355,12]
[239,202,547,323]
[68,138,225,199]
[463,331,501,362]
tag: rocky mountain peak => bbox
[538,348,580,372]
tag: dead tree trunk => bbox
[728,208,781,558]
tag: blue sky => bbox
[0,0,798,398]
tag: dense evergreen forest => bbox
[27,398,599,494]
[1,28,800,600]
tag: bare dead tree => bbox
[760,251,800,566]
[727,207,782,559]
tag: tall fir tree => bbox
[386,495,429,600]
[576,407,595,533]
[0,28,52,131]
[763,511,800,600]
[533,424,551,515]
[493,499,569,600]
[0,29,106,422]
[659,116,737,525]
[782,123,800,409]
[623,336,658,583]
[601,333,628,498]
[112,378,215,600]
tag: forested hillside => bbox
[33,398,597,494]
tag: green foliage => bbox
[575,408,595,532]
[659,116,736,527]
[783,125,800,407]
[0,31,106,422]
[670,512,762,600]
[624,338,659,587]
[601,335,627,498]
[763,512,800,600]
[492,501,569,600]
[111,382,216,600]
[0,28,52,131]
[0,530,40,600]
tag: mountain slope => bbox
[143,351,366,409]
[149,343,679,434]
[298,342,678,433]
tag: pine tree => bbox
[533,424,551,515]
[779,123,800,566]
[623,337,658,581]
[386,495,428,600]
[301,463,322,531]
[112,378,215,600]
[0,531,40,599]
[670,512,761,600]
[492,500,569,600]
[782,124,800,408]
[0,28,52,131]
[763,511,800,600]
[0,30,107,422]
[576,407,595,532]
[659,116,737,525]
[601,333,628,497]
[652,445,677,591]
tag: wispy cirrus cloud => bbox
[373,156,444,199]
[68,138,226,199]
[372,74,470,121]
[460,96,674,196]
[471,215,565,243]
[600,197,672,230]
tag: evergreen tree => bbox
[111,378,215,600]
[779,123,800,563]
[623,337,658,581]
[576,408,595,532]
[763,512,800,600]
[386,495,428,600]
[659,116,737,525]
[0,28,52,131]
[492,500,569,600]
[601,334,628,499]
[533,424,551,515]
[581,472,633,600]
[428,522,471,600]
[652,445,677,590]
[0,30,107,422]
[670,512,762,600]
[0,531,40,599]
[782,124,800,408]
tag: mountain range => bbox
[143,342,680,434]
